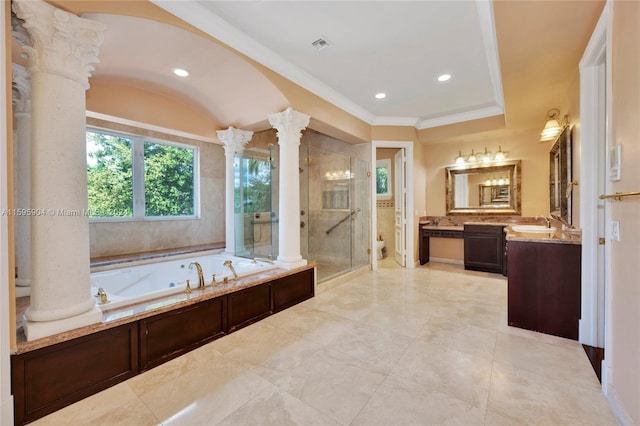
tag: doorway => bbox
[371,141,414,271]
[579,3,610,391]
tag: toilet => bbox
[376,238,386,260]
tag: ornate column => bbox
[12,0,106,340]
[268,107,310,269]
[11,63,31,296]
[217,127,253,256]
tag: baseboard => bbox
[1,394,14,426]
[606,384,636,426]
[428,257,464,265]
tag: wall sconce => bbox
[540,108,568,142]
[455,151,466,164]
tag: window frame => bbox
[376,158,393,200]
[87,126,200,222]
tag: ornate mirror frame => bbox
[445,160,522,215]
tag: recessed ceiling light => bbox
[437,74,452,82]
[173,68,189,77]
[375,93,387,99]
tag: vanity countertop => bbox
[505,226,582,245]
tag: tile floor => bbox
[32,261,616,426]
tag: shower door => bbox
[234,151,276,259]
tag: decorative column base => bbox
[274,258,308,270]
[23,306,102,341]
[15,278,31,298]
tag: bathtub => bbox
[90,254,277,310]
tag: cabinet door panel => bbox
[273,269,314,312]
[139,297,225,370]
[507,242,538,331]
[228,283,272,332]
[537,244,581,339]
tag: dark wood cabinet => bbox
[507,241,581,340]
[228,283,273,332]
[12,267,315,425]
[139,296,226,371]
[11,323,138,426]
[273,268,314,312]
[463,224,505,273]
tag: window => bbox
[376,158,392,200]
[87,128,198,220]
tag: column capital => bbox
[268,107,310,146]
[217,126,253,155]
[12,63,31,114]
[12,0,105,90]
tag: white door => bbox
[394,149,406,266]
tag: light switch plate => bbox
[610,221,620,241]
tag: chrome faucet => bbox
[189,261,205,288]
[223,260,238,279]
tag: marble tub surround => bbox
[30,263,615,426]
[14,264,316,354]
[90,242,225,270]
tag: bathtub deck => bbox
[14,263,316,354]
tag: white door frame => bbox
[579,1,611,394]
[1,2,15,422]
[371,140,414,271]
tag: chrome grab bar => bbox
[325,208,360,235]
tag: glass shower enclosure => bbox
[234,137,370,282]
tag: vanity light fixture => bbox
[481,147,492,164]
[494,146,506,161]
[454,146,507,166]
[540,108,568,141]
[467,149,478,164]
[172,68,189,77]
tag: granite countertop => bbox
[14,263,316,354]
[505,226,582,245]
[419,218,581,245]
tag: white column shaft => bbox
[268,108,310,268]
[12,0,106,340]
[14,111,31,287]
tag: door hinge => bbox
[599,237,606,245]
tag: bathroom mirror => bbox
[445,160,522,215]
[549,126,572,223]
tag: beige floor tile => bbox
[275,349,387,425]
[31,262,615,426]
[352,375,486,426]
[139,352,272,424]
[389,339,493,410]
[30,383,142,426]
[493,331,600,388]
[488,361,616,425]
[217,385,339,426]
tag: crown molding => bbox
[151,0,504,132]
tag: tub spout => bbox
[223,260,238,279]
[189,261,206,289]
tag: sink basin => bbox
[512,225,557,233]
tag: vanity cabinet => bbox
[507,241,581,340]
[419,227,464,265]
[463,224,505,273]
